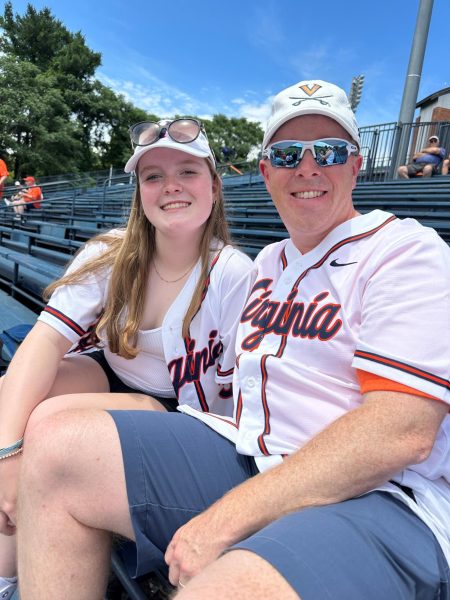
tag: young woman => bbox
[0,118,254,598]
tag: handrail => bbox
[3,116,450,192]
[101,174,134,214]
[2,179,81,215]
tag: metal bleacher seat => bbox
[223,177,450,252]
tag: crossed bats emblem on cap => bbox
[289,83,332,106]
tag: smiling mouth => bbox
[161,201,191,210]
[292,191,326,199]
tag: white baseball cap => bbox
[263,79,360,149]
[124,122,215,173]
[429,135,439,143]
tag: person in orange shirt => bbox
[4,176,43,214]
[0,157,9,200]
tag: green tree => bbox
[203,115,263,169]
[98,99,158,170]
[0,3,263,179]
[0,54,83,176]
[0,2,73,70]
[0,2,136,176]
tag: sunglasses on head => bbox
[129,118,205,147]
[262,139,359,168]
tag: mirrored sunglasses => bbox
[263,139,359,168]
[129,118,204,147]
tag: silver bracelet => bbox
[0,438,24,459]
[0,447,23,460]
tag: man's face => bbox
[259,114,362,253]
[429,138,439,146]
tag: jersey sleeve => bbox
[212,248,256,383]
[352,225,450,403]
[37,240,111,343]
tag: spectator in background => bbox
[3,176,43,215]
[0,156,9,200]
[441,153,450,176]
[397,135,446,178]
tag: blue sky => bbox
[6,0,450,128]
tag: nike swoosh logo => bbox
[330,259,358,267]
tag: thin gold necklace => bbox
[153,259,196,283]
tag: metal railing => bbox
[219,119,450,185]
[4,120,450,191]
[358,120,450,182]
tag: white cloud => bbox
[99,72,206,117]
[236,98,273,125]
[99,70,273,126]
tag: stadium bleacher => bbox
[1,175,450,306]
[224,176,450,257]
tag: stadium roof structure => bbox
[416,87,450,108]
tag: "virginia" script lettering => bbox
[241,279,342,350]
[168,330,223,395]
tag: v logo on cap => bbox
[299,83,322,96]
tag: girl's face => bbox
[137,148,217,243]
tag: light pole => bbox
[349,75,365,112]
[391,0,434,178]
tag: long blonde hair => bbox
[44,163,230,358]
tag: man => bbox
[4,176,43,214]
[14,81,450,599]
[397,134,446,178]
[0,156,9,200]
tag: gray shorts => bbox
[407,161,439,176]
[109,410,449,599]
[109,410,258,578]
[234,492,449,599]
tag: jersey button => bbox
[247,376,256,388]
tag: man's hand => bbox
[165,510,232,588]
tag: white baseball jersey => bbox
[179,209,450,564]
[38,232,255,416]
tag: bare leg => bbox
[422,164,433,178]
[0,356,108,578]
[397,166,409,179]
[0,355,168,580]
[12,200,25,215]
[18,409,134,600]
[0,375,18,576]
[175,550,300,600]
[27,352,171,428]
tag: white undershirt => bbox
[103,326,175,398]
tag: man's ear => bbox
[351,154,363,189]
[259,159,272,194]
